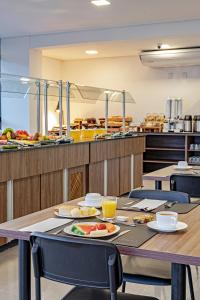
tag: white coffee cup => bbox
[177,161,188,168]
[156,211,178,229]
[85,193,102,206]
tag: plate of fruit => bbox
[54,205,100,219]
[64,222,120,238]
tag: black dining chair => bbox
[122,189,195,300]
[30,232,158,300]
[170,174,200,199]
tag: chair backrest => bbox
[30,232,122,293]
[129,189,190,203]
[170,174,200,198]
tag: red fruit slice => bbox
[96,223,106,230]
[78,224,97,234]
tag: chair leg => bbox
[186,265,195,300]
[195,266,199,278]
[122,281,126,293]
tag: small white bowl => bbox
[116,216,129,222]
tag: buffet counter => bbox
[0,135,145,244]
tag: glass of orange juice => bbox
[102,196,117,219]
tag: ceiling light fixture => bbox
[91,0,111,7]
[20,77,30,84]
[157,43,170,50]
[85,50,98,55]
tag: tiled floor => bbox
[0,180,199,299]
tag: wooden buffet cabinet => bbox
[0,135,145,245]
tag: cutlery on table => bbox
[125,201,135,206]
[52,228,64,235]
[121,206,153,212]
[108,230,131,242]
[111,220,136,227]
[96,217,136,227]
[51,220,75,235]
[164,201,178,208]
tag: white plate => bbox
[174,166,192,170]
[64,222,120,238]
[147,221,188,232]
[78,201,102,208]
[54,209,100,219]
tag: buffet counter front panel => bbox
[0,136,145,244]
[89,136,145,196]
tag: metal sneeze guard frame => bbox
[0,73,135,136]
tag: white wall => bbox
[1,37,30,130]
[61,56,200,123]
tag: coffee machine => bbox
[164,98,184,132]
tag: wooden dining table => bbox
[0,198,200,300]
[143,164,200,189]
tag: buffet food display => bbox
[0,127,72,150]
[138,113,165,132]
[0,74,136,148]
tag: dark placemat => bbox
[112,224,157,248]
[55,218,158,248]
[117,198,199,214]
[117,197,139,210]
[152,203,199,214]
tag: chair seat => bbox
[62,286,158,300]
[122,256,171,280]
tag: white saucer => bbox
[174,166,192,170]
[78,201,102,208]
[147,221,188,232]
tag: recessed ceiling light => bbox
[85,50,98,55]
[157,43,170,49]
[91,0,111,7]
[20,77,30,83]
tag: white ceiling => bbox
[42,37,200,61]
[42,41,146,60]
[1,0,200,38]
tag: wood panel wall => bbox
[89,162,104,195]
[90,136,145,163]
[120,156,131,195]
[134,154,143,188]
[107,158,120,196]
[41,171,63,209]
[13,176,41,219]
[0,143,90,183]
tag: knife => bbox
[164,201,178,208]
[108,229,131,242]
